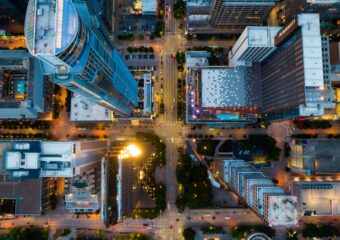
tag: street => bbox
[2,2,340,240]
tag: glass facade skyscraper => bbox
[24,0,137,116]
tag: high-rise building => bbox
[261,14,328,120]
[231,14,331,121]
[223,159,298,227]
[97,0,115,34]
[229,26,282,67]
[24,0,138,116]
[103,144,140,226]
[0,50,53,119]
[186,0,278,34]
[283,0,340,36]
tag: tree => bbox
[232,226,251,240]
[9,228,48,240]
[302,224,340,238]
[173,0,186,19]
[49,194,57,210]
[183,228,195,240]
[176,51,185,64]
[138,34,144,40]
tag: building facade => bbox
[187,0,278,34]
[24,0,138,116]
[261,14,327,120]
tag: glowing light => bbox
[125,144,141,157]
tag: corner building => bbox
[24,0,138,116]
[261,14,326,120]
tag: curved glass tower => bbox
[25,0,137,116]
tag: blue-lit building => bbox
[24,0,138,116]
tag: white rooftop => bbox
[25,0,78,55]
[5,151,40,170]
[41,142,73,157]
[70,94,113,122]
[267,195,298,227]
[142,0,156,14]
[185,51,210,68]
[298,14,324,87]
[201,68,246,108]
[229,26,281,67]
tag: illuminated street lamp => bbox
[117,144,141,222]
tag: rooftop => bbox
[65,192,99,210]
[25,0,78,55]
[293,139,340,174]
[141,0,156,14]
[201,68,246,108]
[185,51,210,68]
[292,181,340,216]
[70,94,113,122]
[0,142,42,215]
[267,195,298,227]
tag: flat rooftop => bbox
[201,68,246,108]
[70,94,113,122]
[0,142,42,215]
[185,51,210,68]
[267,195,298,227]
[26,0,78,55]
[141,0,156,14]
[301,140,340,174]
[293,181,340,216]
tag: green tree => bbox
[9,228,48,240]
[173,0,186,19]
[49,194,57,210]
[231,226,251,240]
[183,227,196,240]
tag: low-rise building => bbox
[2,140,107,215]
[292,181,340,216]
[0,50,53,119]
[0,142,56,216]
[290,139,340,175]
[223,159,298,227]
